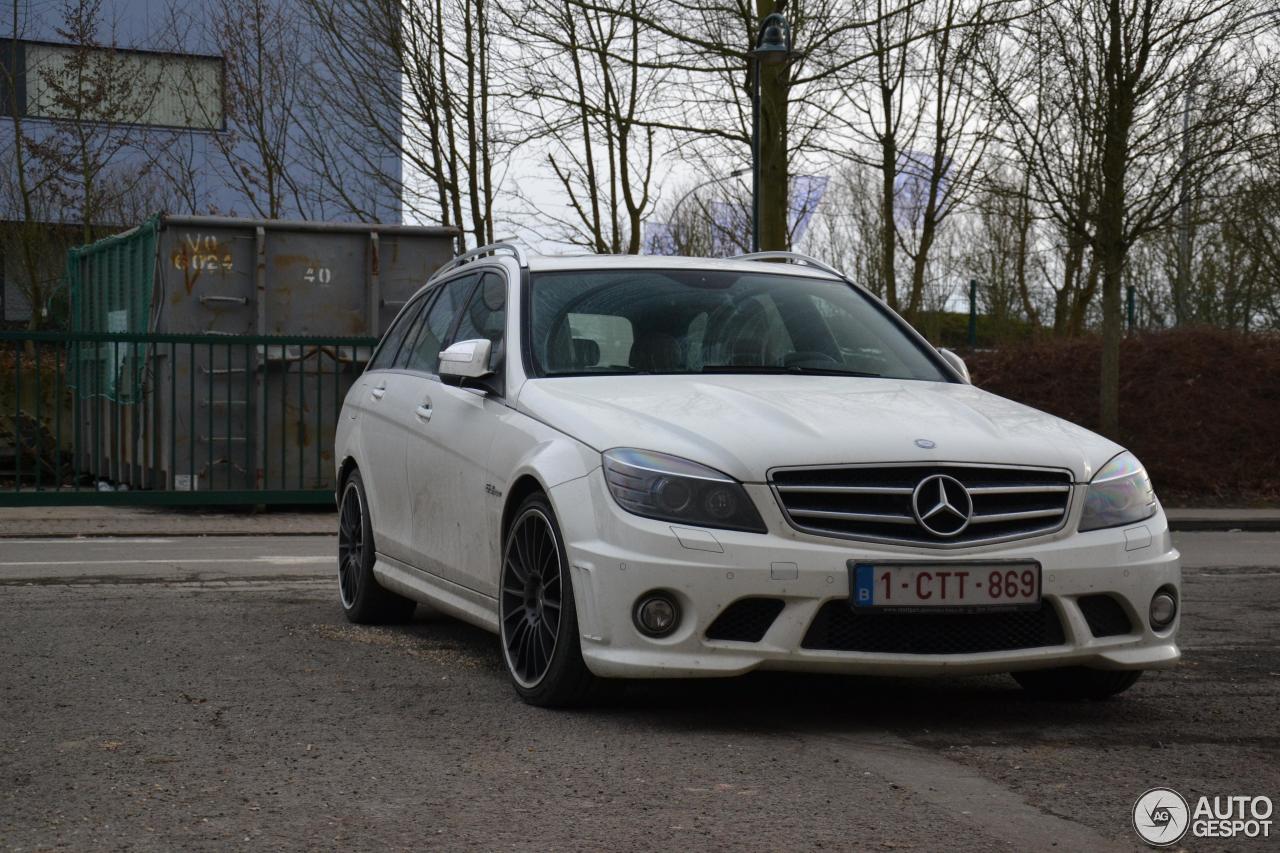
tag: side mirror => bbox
[439,338,493,380]
[937,347,971,384]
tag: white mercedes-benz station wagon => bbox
[334,245,1180,706]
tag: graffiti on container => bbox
[171,234,234,293]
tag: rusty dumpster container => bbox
[66,215,458,497]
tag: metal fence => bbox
[1,331,377,506]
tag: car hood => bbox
[516,375,1122,484]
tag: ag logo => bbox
[1133,787,1190,846]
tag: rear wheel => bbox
[338,470,416,624]
[1012,667,1142,700]
[499,493,597,707]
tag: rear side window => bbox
[402,274,478,375]
[367,296,428,372]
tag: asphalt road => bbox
[1,531,1277,851]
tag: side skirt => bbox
[373,553,499,634]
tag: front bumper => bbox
[550,469,1181,679]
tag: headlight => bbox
[602,448,767,533]
[1078,451,1158,532]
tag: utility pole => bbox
[1175,75,1196,325]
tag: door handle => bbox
[370,383,387,400]
[415,400,433,422]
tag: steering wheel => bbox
[782,350,841,368]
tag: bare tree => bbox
[991,0,1268,437]
[897,0,1001,318]
[20,0,161,242]
[563,0,922,254]
[157,0,316,219]
[501,0,661,253]
[801,162,886,292]
[825,0,1012,317]
[960,170,1036,325]
[1,0,53,326]
[2,0,169,325]
[303,0,502,244]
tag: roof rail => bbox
[431,242,528,279]
[731,251,844,279]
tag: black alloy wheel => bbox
[499,493,598,706]
[501,506,564,686]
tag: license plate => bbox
[849,561,1041,610]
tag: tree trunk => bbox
[1012,187,1040,329]
[1096,0,1132,440]
[905,217,934,320]
[1056,234,1083,334]
[756,3,788,252]
[878,135,898,309]
[1066,254,1100,336]
[1097,241,1124,437]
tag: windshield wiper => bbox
[700,364,881,378]
[546,366,650,376]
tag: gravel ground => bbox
[1,534,1276,852]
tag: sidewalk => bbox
[0,506,335,538]
[1163,508,1280,532]
[0,504,1276,538]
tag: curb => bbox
[1167,519,1280,533]
[0,529,332,539]
[4,522,1277,538]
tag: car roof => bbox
[522,253,840,281]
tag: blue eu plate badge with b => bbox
[853,563,874,607]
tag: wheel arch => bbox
[336,455,359,501]
[501,474,549,548]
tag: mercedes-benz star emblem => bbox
[911,474,973,537]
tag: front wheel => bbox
[499,493,598,707]
[1012,667,1142,700]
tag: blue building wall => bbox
[1,0,401,224]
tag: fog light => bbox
[1150,589,1177,629]
[634,593,680,638]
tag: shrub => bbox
[963,328,1280,506]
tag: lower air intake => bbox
[705,598,785,643]
[1078,594,1133,637]
[801,601,1066,654]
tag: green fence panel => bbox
[0,330,377,507]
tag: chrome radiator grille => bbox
[769,464,1074,547]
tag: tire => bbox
[1012,667,1142,700]
[337,469,416,624]
[499,492,598,707]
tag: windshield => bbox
[526,268,950,382]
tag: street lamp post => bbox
[671,168,750,222]
[751,12,791,253]
[666,168,749,255]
